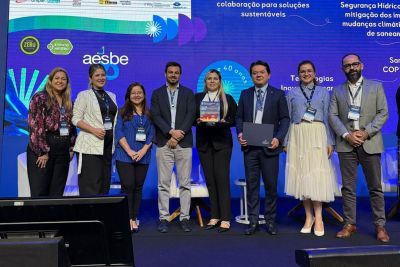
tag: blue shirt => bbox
[114,114,155,164]
[284,85,334,146]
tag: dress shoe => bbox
[157,219,169,233]
[376,226,390,243]
[218,221,230,233]
[314,221,324,237]
[300,217,315,234]
[180,219,192,232]
[336,224,356,238]
[266,221,278,235]
[244,224,258,235]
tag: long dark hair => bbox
[119,82,150,121]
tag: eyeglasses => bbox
[343,62,361,70]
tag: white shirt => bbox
[348,76,363,131]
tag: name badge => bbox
[136,127,146,142]
[302,106,317,122]
[59,121,69,136]
[104,116,113,130]
[348,105,360,121]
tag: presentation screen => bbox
[5,0,400,136]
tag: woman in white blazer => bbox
[72,64,118,195]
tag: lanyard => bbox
[300,85,315,106]
[93,88,110,116]
[60,105,66,121]
[168,89,177,108]
[207,90,219,102]
[348,82,363,105]
[136,113,144,126]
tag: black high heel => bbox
[204,219,220,230]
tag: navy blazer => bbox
[150,85,195,148]
[236,85,290,155]
[195,92,237,152]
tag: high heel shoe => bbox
[204,219,220,230]
[314,221,324,237]
[300,217,315,234]
[218,221,230,233]
[130,219,139,233]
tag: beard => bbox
[345,69,362,84]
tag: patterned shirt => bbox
[28,91,77,156]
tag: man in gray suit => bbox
[329,53,389,242]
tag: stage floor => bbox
[132,196,400,267]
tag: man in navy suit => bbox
[236,60,290,235]
[151,62,196,233]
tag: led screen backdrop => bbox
[2,0,400,196]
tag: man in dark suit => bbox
[150,62,196,233]
[236,60,290,235]
[329,53,389,242]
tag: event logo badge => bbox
[196,60,253,103]
[20,36,40,55]
[145,14,206,45]
[73,0,81,6]
[82,47,129,81]
[47,39,73,55]
[99,0,117,5]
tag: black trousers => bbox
[116,161,149,220]
[27,134,70,197]
[198,146,232,221]
[78,132,113,196]
[244,147,279,224]
[338,146,385,226]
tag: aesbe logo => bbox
[145,14,207,45]
[20,36,40,55]
[82,46,129,81]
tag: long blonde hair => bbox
[45,67,73,112]
[203,69,228,119]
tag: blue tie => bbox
[256,89,264,111]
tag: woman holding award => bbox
[195,69,237,232]
[284,60,338,236]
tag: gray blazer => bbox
[328,78,388,154]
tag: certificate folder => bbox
[243,122,274,147]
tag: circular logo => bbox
[196,60,253,103]
[20,36,40,55]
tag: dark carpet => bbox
[132,197,400,267]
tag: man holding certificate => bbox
[236,60,290,235]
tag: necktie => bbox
[256,89,264,111]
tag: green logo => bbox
[20,36,40,55]
[47,39,73,55]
